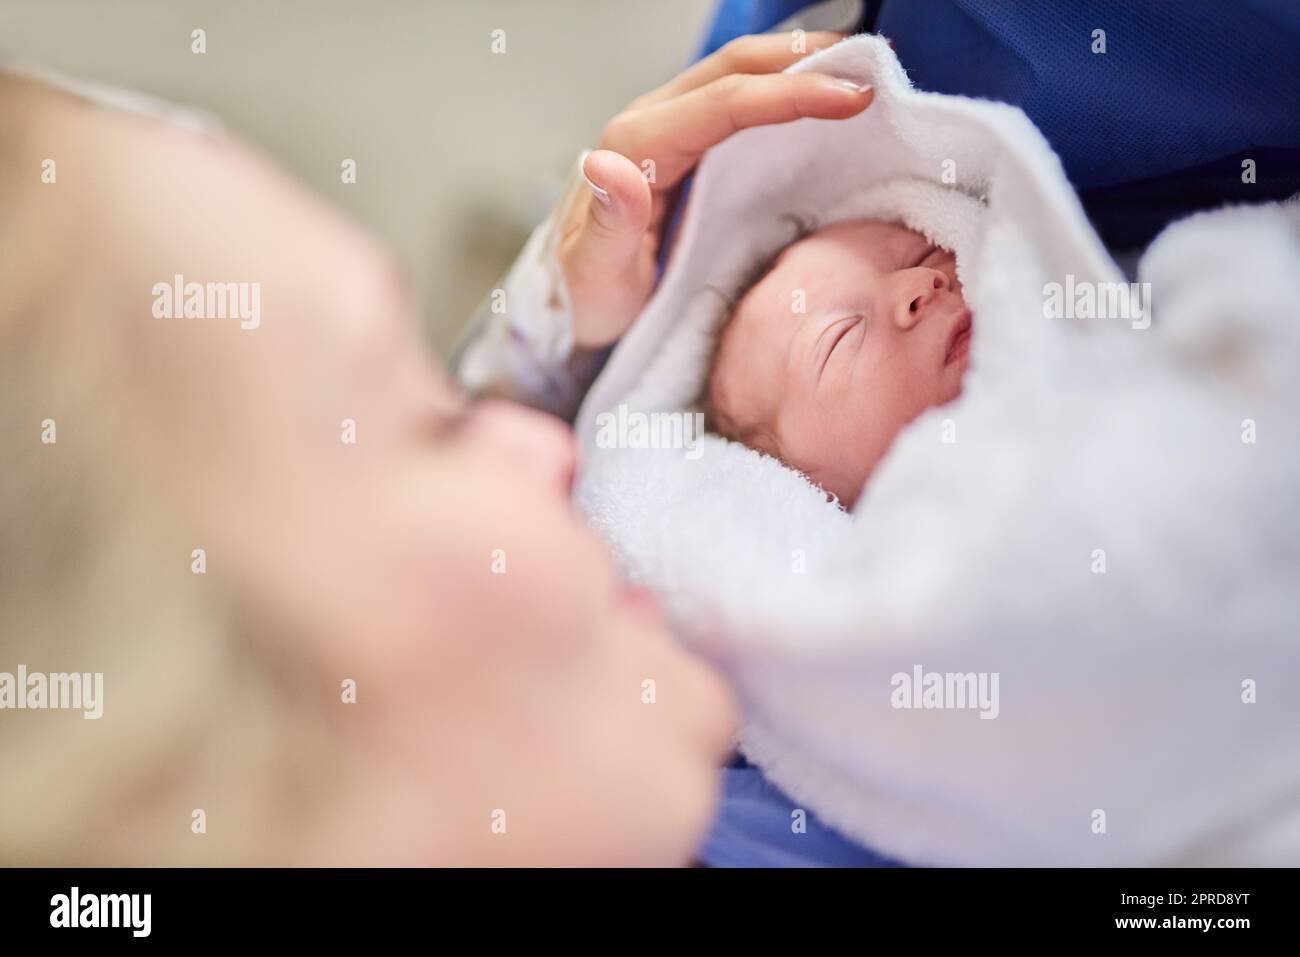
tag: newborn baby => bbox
[705,219,972,507]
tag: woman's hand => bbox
[560,32,874,349]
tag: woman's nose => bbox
[464,400,577,499]
[893,268,950,330]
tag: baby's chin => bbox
[802,445,889,509]
[944,349,972,389]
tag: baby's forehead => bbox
[783,217,920,261]
[738,217,918,306]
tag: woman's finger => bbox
[629,31,848,108]
[560,149,657,347]
[602,71,874,188]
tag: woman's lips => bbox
[944,310,973,366]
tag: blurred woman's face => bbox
[15,82,734,864]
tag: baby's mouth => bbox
[944,310,973,366]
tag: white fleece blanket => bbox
[573,35,1300,865]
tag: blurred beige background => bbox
[0,0,715,353]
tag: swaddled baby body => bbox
[705,219,971,507]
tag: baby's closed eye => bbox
[816,313,863,378]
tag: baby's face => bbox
[708,220,971,506]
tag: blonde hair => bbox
[0,80,335,864]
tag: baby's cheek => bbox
[831,397,896,467]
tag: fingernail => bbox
[580,149,612,207]
[831,78,872,94]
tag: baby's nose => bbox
[894,268,950,330]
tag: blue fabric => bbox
[701,756,902,867]
[697,0,820,56]
[694,0,1300,249]
[875,0,1300,247]
[691,0,1300,867]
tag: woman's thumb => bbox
[575,149,653,263]
[561,150,657,348]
